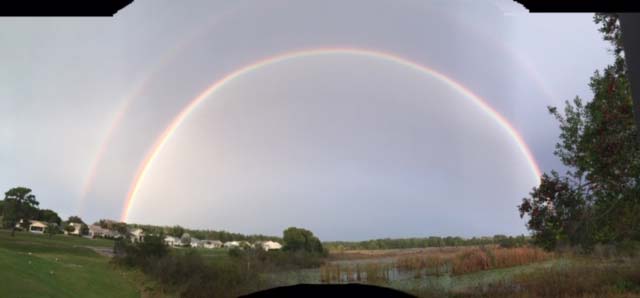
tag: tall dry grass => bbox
[319,263,393,284]
[395,246,553,276]
[450,257,640,298]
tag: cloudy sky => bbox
[0,0,613,240]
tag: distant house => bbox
[203,240,223,249]
[223,241,240,248]
[64,222,82,236]
[88,225,118,239]
[239,241,254,248]
[260,241,282,251]
[129,228,145,243]
[190,237,203,248]
[164,235,180,247]
[16,220,48,234]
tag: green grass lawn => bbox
[0,230,144,298]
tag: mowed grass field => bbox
[0,230,145,298]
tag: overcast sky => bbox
[0,0,613,240]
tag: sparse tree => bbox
[45,223,59,238]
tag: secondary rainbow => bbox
[120,47,543,221]
[78,6,241,212]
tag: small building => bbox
[129,228,145,243]
[239,241,254,248]
[164,235,180,247]
[260,241,283,251]
[16,220,48,234]
[203,240,223,249]
[88,225,116,238]
[64,222,82,235]
[190,237,203,248]
[223,241,240,248]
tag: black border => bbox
[514,0,640,13]
[1,0,134,17]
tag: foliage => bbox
[63,224,76,234]
[44,223,59,237]
[325,235,529,251]
[518,13,640,251]
[114,236,262,297]
[169,225,185,237]
[394,246,552,276]
[66,216,84,224]
[96,219,128,234]
[454,257,640,298]
[113,234,169,267]
[282,227,325,256]
[36,209,61,225]
[2,187,40,235]
[180,232,191,246]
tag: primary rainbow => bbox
[120,47,543,221]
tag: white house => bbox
[88,225,117,239]
[190,237,203,248]
[203,240,223,249]
[129,228,145,243]
[164,235,180,247]
[16,220,48,234]
[239,241,254,248]
[64,222,82,235]
[260,241,282,251]
[223,241,240,248]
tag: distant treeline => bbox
[125,223,282,243]
[324,235,530,250]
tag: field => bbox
[266,246,640,297]
[3,230,639,298]
[0,230,149,298]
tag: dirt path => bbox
[85,246,115,258]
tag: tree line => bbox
[324,235,529,251]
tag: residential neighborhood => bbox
[11,215,283,253]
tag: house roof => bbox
[28,220,48,228]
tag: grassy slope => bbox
[0,230,143,298]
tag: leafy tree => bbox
[36,209,61,225]
[282,227,325,255]
[67,216,84,224]
[96,219,128,235]
[3,187,40,236]
[519,13,640,250]
[170,225,185,237]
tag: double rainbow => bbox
[119,47,543,222]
